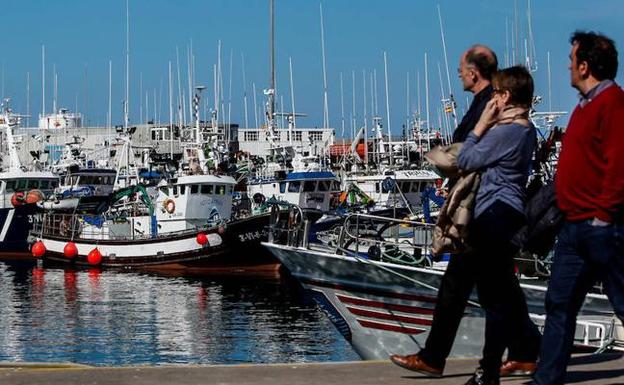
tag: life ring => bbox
[163,198,176,214]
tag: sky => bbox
[1,0,623,136]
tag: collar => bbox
[474,84,493,104]
[579,79,615,107]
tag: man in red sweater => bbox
[532,31,624,385]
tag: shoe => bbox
[464,368,499,385]
[499,360,536,376]
[389,353,443,377]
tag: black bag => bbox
[513,179,564,256]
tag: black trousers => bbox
[419,200,541,373]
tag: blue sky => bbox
[2,0,623,134]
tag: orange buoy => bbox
[87,248,103,265]
[64,242,78,259]
[25,189,45,204]
[32,241,46,258]
[196,232,208,245]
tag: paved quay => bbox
[1,354,623,385]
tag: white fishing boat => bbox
[262,209,624,360]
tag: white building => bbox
[238,127,334,157]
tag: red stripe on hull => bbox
[346,306,433,326]
[337,294,435,315]
[357,319,427,335]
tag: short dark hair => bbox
[570,30,618,80]
[492,66,534,108]
[465,45,498,81]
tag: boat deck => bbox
[2,354,623,385]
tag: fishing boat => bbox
[0,100,59,257]
[261,208,624,359]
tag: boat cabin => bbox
[345,169,440,209]
[247,171,340,212]
[155,174,236,232]
[0,171,59,209]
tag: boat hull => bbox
[0,205,40,255]
[36,213,279,274]
[263,242,620,360]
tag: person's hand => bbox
[473,99,499,137]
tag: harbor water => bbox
[0,261,359,365]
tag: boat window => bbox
[279,182,286,194]
[318,180,330,191]
[227,186,233,194]
[172,186,178,196]
[159,186,169,196]
[303,181,316,192]
[51,180,59,188]
[5,180,16,192]
[411,182,421,193]
[216,185,226,195]
[399,182,410,193]
[331,181,340,191]
[200,184,213,194]
[190,184,199,194]
[288,181,301,193]
[40,180,50,190]
[17,179,28,191]
[375,182,380,193]
[180,185,186,195]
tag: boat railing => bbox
[335,213,435,267]
[267,202,311,248]
[31,213,215,242]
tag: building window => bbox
[244,131,259,141]
[293,131,302,141]
[309,131,323,141]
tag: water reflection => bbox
[0,262,358,365]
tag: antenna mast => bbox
[437,4,458,129]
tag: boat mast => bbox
[320,3,329,130]
[268,0,276,135]
[383,51,392,165]
[242,53,249,128]
[42,45,45,118]
[424,52,431,151]
[288,57,296,146]
[124,0,130,129]
[437,4,458,130]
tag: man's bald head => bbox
[463,45,498,81]
[458,44,498,94]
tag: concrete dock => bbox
[1,354,624,385]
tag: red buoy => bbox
[10,192,25,207]
[32,241,46,258]
[196,232,208,245]
[64,242,78,259]
[87,248,103,265]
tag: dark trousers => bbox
[419,201,541,373]
[532,221,624,385]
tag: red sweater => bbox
[556,84,624,222]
